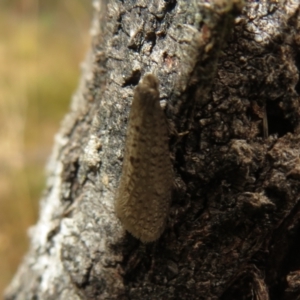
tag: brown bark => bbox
[5,0,300,299]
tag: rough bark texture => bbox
[5,0,300,299]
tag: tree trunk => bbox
[5,0,300,299]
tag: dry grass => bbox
[0,0,91,295]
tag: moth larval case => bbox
[115,74,173,243]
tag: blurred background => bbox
[0,0,92,294]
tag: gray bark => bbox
[5,0,300,299]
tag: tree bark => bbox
[5,0,300,299]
